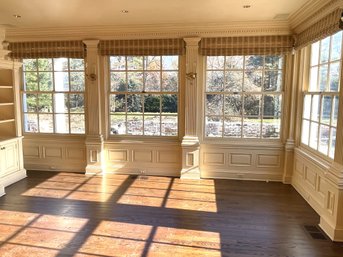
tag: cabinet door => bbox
[0,141,19,177]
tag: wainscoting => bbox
[200,143,285,181]
[292,147,343,241]
[104,140,181,177]
[23,136,87,172]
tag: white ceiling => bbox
[0,0,309,28]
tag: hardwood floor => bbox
[0,171,342,257]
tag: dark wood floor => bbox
[0,171,342,257]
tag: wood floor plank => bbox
[0,171,342,257]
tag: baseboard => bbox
[105,166,180,177]
[320,217,343,242]
[201,170,283,182]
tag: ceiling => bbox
[0,0,309,28]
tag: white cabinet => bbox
[0,45,26,196]
[0,139,20,177]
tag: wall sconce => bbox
[186,72,197,80]
[86,63,97,81]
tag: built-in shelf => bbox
[0,103,14,106]
[0,119,15,124]
[0,86,12,89]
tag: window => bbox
[301,31,342,158]
[205,55,283,138]
[22,58,85,134]
[109,56,178,136]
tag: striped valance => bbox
[99,38,185,56]
[199,35,294,56]
[9,41,86,59]
[295,8,342,49]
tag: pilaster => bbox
[83,40,105,175]
[283,53,297,183]
[180,38,201,179]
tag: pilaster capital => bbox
[184,37,201,47]
[83,39,100,49]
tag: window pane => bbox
[54,93,68,113]
[38,72,53,91]
[263,71,282,91]
[321,95,331,125]
[111,72,126,92]
[54,72,69,92]
[39,114,53,133]
[127,56,143,70]
[55,114,69,133]
[205,116,222,137]
[265,56,283,70]
[309,67,318,92]
[206,94,223,115]
[303,95,311,119]
[224,95,242,116]
[332,96,339,127]
[320,37,330,63]
[127,94,142,113]
[225,56,243,69]
[38,59,52,71]
[244,94,261,116]
[162,56,178,70]
[144,115,160,136]
[329,62,340,92]
[38,94,53,113]
[162,72,178,92]
[224,117,241,138]
[54,58,69,71]
[70,59,84,70]
[110,94,126,113]
[225,71,243,92]
[145,56,161,70]
[24,72,38,91]
[206,71,224,92]
[128,72,143,92]
[244,70,262,92]
[70,114,85,134]
[144,94,160,113]
[301,120,310,145]
[207,56,224,70]
[127,115,143,135]
[145,72,161,92]
[331,32,342,61]
[262,117,280,138]
[309,122,319,149]
[110,56,126,70]
[318,125,330,155]
[329,128,336,159]
[319,65,328,91]
[70,72,85,92]
[161,116,177,136]
[263,95,282,116]
[311,42,320,66]
[23,59,38,71]
[23,94,37,112]
[162,94,177,113]
[69,94,84,113]
[245,56,263,70]
[24,113,38,133]
[243,117,260,138]
[311,95,320,121]
[110,115,126,135]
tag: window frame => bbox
[107,55,181,139]
[203,55,285,141]
[300,31,342,159]
[21,57,87,135]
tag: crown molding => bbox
[289,0,343,34]
[5,20,291,42]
